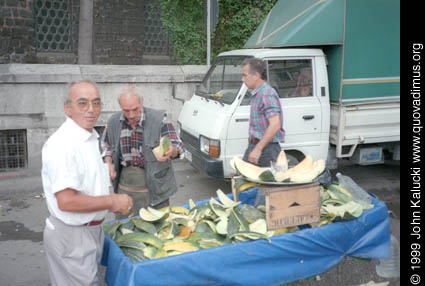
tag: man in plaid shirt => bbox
[101,85,184,217]
[241,58,285,167]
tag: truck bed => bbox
[329,99,400,158]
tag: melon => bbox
[258,169,275,182]
[286,154,314,175]
[275,150,288,172]
[232,157,264,181]
[289,159,326,183]
[274,171,290,182]
[153,136,171,159]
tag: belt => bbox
[84,219,105,226]
[248,137,260,145]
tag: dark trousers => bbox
[242,142,281,167]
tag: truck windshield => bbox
[196,56,250,105]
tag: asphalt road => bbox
[0,159,400,286]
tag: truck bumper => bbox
[184,143,224,179]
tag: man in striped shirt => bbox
[101,85,184,217]
[241,58,285,167]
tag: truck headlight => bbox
[200,135,220,158]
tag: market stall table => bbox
[101,187,390,286]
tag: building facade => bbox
[1,0,170,64]
[0,1,208,195]
[0,64,207,196]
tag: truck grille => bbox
[180,129,200,150]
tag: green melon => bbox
[153,136,171,159]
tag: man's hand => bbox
[110,193,133,215]
[248,115,281,165]
[108,162,117,180]
[104,156,117,180]
[248,147,262,165]
[156,145,178,162]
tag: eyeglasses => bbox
[73,99,103,111]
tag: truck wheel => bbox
[286,152,304,168]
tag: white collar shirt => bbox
[41,117,110,226]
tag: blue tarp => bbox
[101,188,390,286]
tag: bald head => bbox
[118,84,143,106]
[118,84,143,128]
[65,80,98,104]
[64,80,101,132]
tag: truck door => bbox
[227,58,322,164]
[269,59,322,149]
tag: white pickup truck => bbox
[177,0,400,179]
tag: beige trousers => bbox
[43,216,104,286]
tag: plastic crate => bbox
[351,146,384,165]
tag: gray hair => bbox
[63,80,99,104]
[243,58,267,80]
[118,84,143,105]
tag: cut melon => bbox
[275,150,288,172]
[216,189,240,208]
[286,154,314,175]
[153,136,171,159]
[232,157,264,181]
[163,240,199,253]
[258,169,275,182]
[139,207,169,222]
[274,171,290,182]
[290,159,326,183]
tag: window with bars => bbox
[143,1,169,55]
[35,0,72,52]
[0,130,28,172]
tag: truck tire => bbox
[285,151,305,168]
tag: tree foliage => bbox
[159,0,278,65]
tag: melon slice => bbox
[274,150,288,172]
[289,159,326,183]
[232,157,264,181]
[153,136,171,159]
[286,154,314,175]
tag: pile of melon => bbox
[103,189,295,262]
[230,151,325,183]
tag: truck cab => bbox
[177,48,330,179]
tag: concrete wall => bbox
[0,64,208,195]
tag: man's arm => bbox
[55,189,132,214]
[103,155,117,180]
[248,114,281,165]
[101,127,117,180]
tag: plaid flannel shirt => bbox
[249,82,285,142]
[101,112,184,168]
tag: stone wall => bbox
[0,0,37,63]
[0,0,168,64]
[0,63,208,192]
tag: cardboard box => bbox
[264,182,320,229]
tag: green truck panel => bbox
[245,0,344,48]
[245,0,400,104]
[343,0,400,80]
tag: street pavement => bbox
[0,160,400,286]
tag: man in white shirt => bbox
[41,80,133,286]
